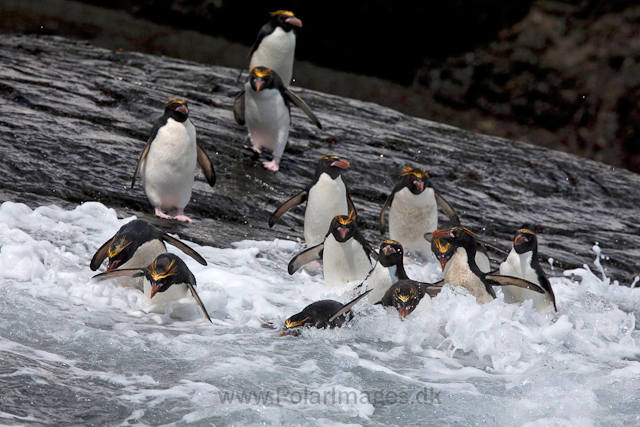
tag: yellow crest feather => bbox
[148,258,178,282]
[401,166,429,179]
[270,10,294,17]
[335,210,356,225]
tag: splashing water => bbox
[0,201,639,426]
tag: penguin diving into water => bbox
[430,226,546,305]
[379,166,459,259]
[381,279,439,319]
[92,253,212,322]
[90,219,207,287]
[282,289,372,334]
[269,156,355,247]
[499,229,557,313]
[243,10,302,86]
[288,212,377,288]
[233,67,322,171]
[131,100,216,223]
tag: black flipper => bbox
[196,144,216,187]
[233,90,246,125]
[90,236,115,271]
[347,192,357,217]
[327,289,372,323]
[161,233,207,266]
[378,193,394,234]
[476,239,509,255]
[185,279,212,323]
[131,139,153,189]
[92,268,145,281]
[288,243,324,275]
[423,280,444,298]
[434,191,460,224]
[269,190,308,228]
[485,274,545,294]
[283,88,322,129]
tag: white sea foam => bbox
[0,201,639,426]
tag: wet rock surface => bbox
[1,34,639,283]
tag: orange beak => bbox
[338,227,348,240]
[416,181,424,192]
[382,245,395,256]
[149,282,161,299]
[106,260,120,271]
[331,159,350,169]
[432,229,452,239]
[176,105,188,115]
[514,234,527,246]
[286,17,302,27]
[439,258,447,272]
[399,307,407,320]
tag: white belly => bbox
[143,278,191,313]
[249,28,296,85]
[365,263,395,304]
[499,249,554,312]
[115,240,167,290]
[304,174,348,247]
[142,118,197,210]
[322,235,372,288]
[244,86,289,158]
[444,250,491,275]
[445,248,493,304]
[389,187,437,257]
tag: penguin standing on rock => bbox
[379,166,459,259]
[131,100,216,223]
[282,290,371,333]
[269,156,355,247]
[499,229,557,313]
[288,212,377,288]
[92,253,212,322]
[430,226,546,305]
[233,67,322,172]
[245,10,302,86]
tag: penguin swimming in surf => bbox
[282,289,371,332]
[92,253,212,322]
[426,220,493,274]
[131,100,216,223]
[379,166,459,259]
[245,10,302,86]
[499,229,557,312]
[233,67,322,171]
[361,240,410,304]
[381,279,438,319]
[288,212,377,287]
[269,155,355,247]
[430,226,546,305]
[90,219,207,288]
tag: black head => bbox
[432,226,477,256]
[269,10,302,32]
[106,220,163,271]
[431,236,454,272]
[399,166,430,195]
[284,300,345,330]
[329,211,357,242]
[315,155,350,180]
[249,66,280,92]
[144,253,192,299]
[164,99,189,122]
[383,280,426,319]
[513,229,538,255]
[378,240,404,268]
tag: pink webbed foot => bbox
[263,158,280,172]
[244,145,262,154]
[173,208,194,223]
[154,207,173,220]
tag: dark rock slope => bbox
[1,35,638,283]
